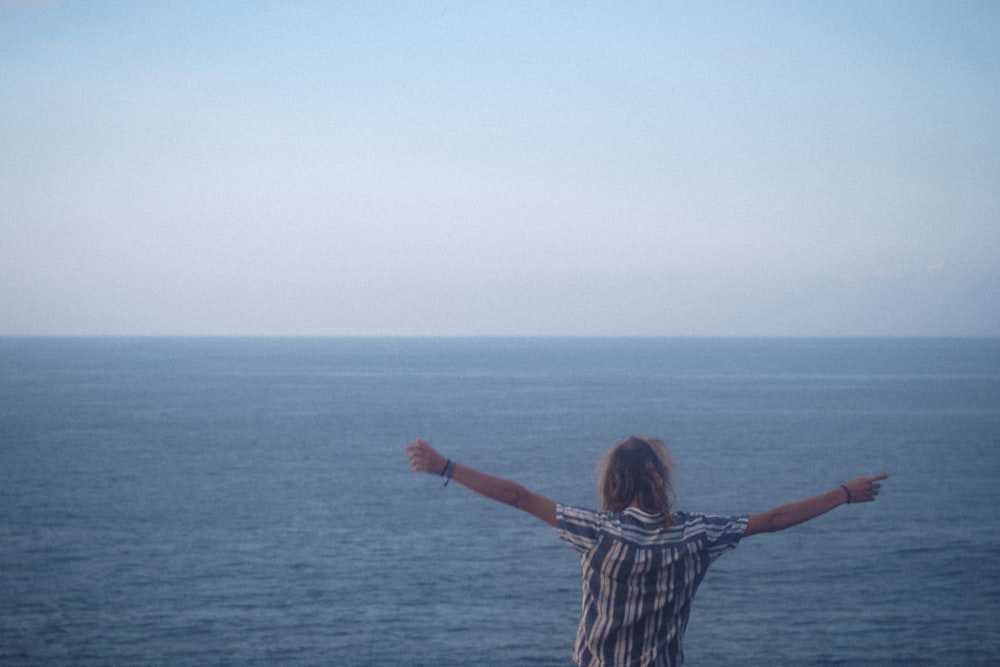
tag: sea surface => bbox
[1,337,999,666]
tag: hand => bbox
[843,474,889,503]
[406,438,448,476]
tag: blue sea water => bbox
[1,337,999,666]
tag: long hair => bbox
[597,436,676,525]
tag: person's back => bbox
[559,506,747,666]
[405,435,887,667]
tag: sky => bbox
[1,1,998,336]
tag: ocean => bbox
[1,337,998,666]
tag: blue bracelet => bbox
[840,484,852,504]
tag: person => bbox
[405,435,888,667]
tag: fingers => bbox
[405,440,425,472]
[866,474,888,499]
[849,474,889,502]
[405,438,436,473]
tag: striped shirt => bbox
[557,504,748,667]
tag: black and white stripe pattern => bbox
[558,505,748,666]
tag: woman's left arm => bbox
[406,438,558,527]
[745,474,889,536]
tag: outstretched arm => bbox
[405,438,558,528]
[744,474,889,537]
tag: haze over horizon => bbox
[2,1,998,337]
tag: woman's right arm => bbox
[744,474,889,537]
[405,438,559,528]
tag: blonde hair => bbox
[597,436,676,525]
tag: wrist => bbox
[440,459,456,486]
[840,484,852,504]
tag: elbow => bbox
[762,510,788,532]
[747,511,786,536]
[498,482,529,509]
[762,516,785,533]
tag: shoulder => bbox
[674,510,748,526]
[674,511,750,553]
[556,503,608,552]
[557,503,604,528]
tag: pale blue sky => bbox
[2,1,998,336]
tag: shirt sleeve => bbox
[700,513,750,562]
[557,503,603,553]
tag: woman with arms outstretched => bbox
[406,436,887,667]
